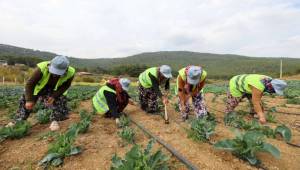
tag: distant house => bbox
[15,63,26,67]
[77,72,93,76]
[0,60,7,66]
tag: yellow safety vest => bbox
[92,85,116,115]
[138,67,158,88]
[229,74,268,97]
[33,61,75,96]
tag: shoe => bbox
[5,122,15,128]
[49,121,60,131]
[115,118,121,128]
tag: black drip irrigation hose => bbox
[129,116,199,170]
[286,142,300,148]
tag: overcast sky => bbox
[0,0,300,58]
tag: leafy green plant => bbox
[188,116,216,142]
[77,110,92,134]
[284,81,300,99]
[224,112,245,128]
[35,109,52,124]
[37,131,59,141]
[33,101,44,112]
[224,112,292,141]
[111,139,169,170]
[118,126,135,144]
[118,115,130,128]
[287,97,300,104]
[268,107,277,113]
[243,120,275,138]
[66,86,98,109]
[0,121,31,142]
[266,112,277,123]
[275,125,292,142]
[39,125,81,167]
[214,130,280,165]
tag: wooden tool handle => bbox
[164,104,169,124]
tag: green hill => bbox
[1,44,300,79]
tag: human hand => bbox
[25,101,35,110]
[259,116,267,124]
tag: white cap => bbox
[49,56,70,75]
[119,78,131,91]
[159,65,172,78]
[187,66,202,85]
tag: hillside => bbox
[1,44,300,79]
[0,44,55,60]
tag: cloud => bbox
[0,0,299,58]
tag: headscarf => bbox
[261,78,275,93]
[107,78,124,103]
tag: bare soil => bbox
[0,94,300,170]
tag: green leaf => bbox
[261,143,280,159]
[215,130,280,166]
[38,153,61,166]
[118,126,135,144]
[275,125,292,142]
[111,154,124,168]
[214,140,235,151]
[68,146,82,156]
[51,158,63,167]
[111,140,169,169]
[144,139,155,155]
[188,117,216,142]
[35,109,52,124]
[118,115,130,128]
[244,155,259,165]
[0,121,31,140]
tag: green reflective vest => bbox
[175,67,207,94]
[229,74,268,97]
[33,61,75,96]
[138,67,158,88]
[92,85,116,115]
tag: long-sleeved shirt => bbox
[25,68,74,101]
[149,73,170,97]
[104,84,130,118]
[177,75,205,103]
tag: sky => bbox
[0,0,300,58]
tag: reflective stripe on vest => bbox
[92,85,116,115]
[230,74,267,97]
[33,61,75,96]
[234,74,249,93]
[138,67,158,88]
